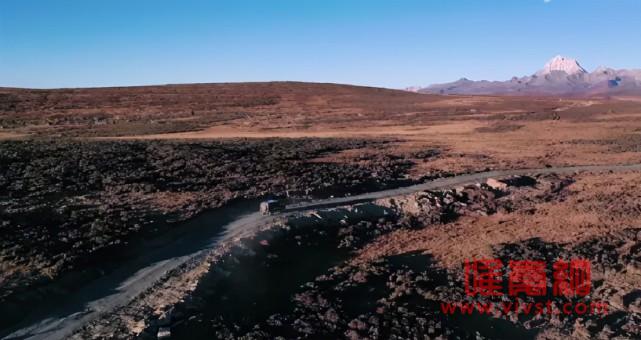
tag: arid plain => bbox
[1,82,641,339]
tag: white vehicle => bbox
[259,199,287,215]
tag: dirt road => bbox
[4,163,641,340]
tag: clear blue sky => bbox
[1,0,640,89]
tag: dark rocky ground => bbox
[0,138,437,331]
[131,175,641,340]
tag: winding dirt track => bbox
[5,163,641,340]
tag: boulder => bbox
[485,178,507,191]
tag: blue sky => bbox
[1,0,640,89]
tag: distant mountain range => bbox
[410,56,641,96]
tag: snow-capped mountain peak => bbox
[413,55,641,96]
[539,55,587,76]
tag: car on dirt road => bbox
[259,199,287,215]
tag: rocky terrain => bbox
[72,171,641,339]
[0,137,434,331]
[2,82,641,339]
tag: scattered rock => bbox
[486,178,508,191]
